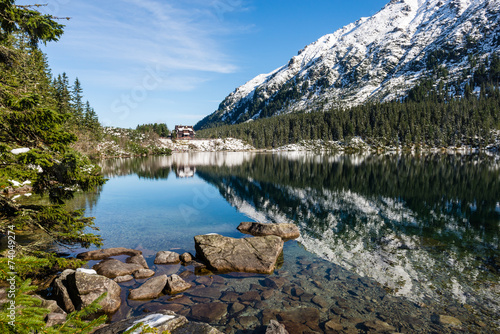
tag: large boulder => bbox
[93,259,144,279]
[52,270,121,314]
[194,234,284,274]
[93,310,223,334]
[77,247,141,260]
[237,222,300,240]
[129,275,168,300]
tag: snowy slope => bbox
[196,0,500,129]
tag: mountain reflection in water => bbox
[94,152,499,324]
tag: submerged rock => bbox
[129,275,168,300]
[77,247,141,260]
[237,222,300,240]
[93,310,222,334]
[266,320,289,334]
[155,251,181,264]
[432,314,462,327]
[93,258,144,279]
[194,234,284,274]
[190,302,227,323]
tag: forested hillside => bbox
[197,60,500,150]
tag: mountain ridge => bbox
[195,0,500,130]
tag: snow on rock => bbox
[10,148,30,155]
[76,268,97,275]
[158,138,254,152]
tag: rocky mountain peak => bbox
[195,0,499,130]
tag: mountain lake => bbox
[59,152,499,333]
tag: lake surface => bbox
[67,152,499,333]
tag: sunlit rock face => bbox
[196,0,500,129]
[195,153,500,322]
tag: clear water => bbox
[66,152,500,333]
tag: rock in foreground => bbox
[77,247,141,260]
[129,275,168,300]
[237,222,300,239]
[52,270,121,314]
[194,234,283,274]
[93,259,144,279]
[93,310,222,334]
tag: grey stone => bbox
[129,275,168,300]
[114,275,134,283]
[238,222,300,240]
[70,271,122,314]
[77,247,141,260]
[93,258,144,279]
[165,274,192,294]
[126,254,149,269]
[180,252,194,263]
[194,234,283,274]
[155,251,181,264]
[133,269,156,279]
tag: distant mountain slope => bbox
[195,0,500,130]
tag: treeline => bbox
[53,74,100,133]
[197,93,500,149]
[197,55,500,149]
[136,122,170,137]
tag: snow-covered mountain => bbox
[195,0,500,130]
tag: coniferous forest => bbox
[197,55,500,150]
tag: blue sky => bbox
[36,0,389,129]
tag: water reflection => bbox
[194,153,500,319]
[78,153,500,327]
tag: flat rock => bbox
[77,247,141,260]
[129,275,168,300]
[165,274,192,294]
[188,287,222,299]
[93,310,222,334]
[155,251,181,264]
[114,275,134,283]
[263,277,287,289]
[266,320,289,334]
[194,234,284,274]
[324,319,343,331]
[93,259,144,279]
[432,314,462,327]
[312,295,329,308]
[134,269,156,279]
[238,222,300,240]
[126,254,149,269]
[190,302,227,323]
[239,291,261,302]
[361,320,396,332]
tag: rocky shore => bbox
[11,221,495,333]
